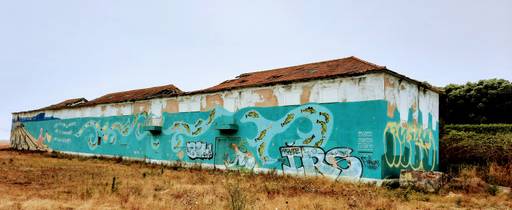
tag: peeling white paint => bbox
[339,74,384,102]
[240,90,261,108]
[118,104,132,116]
[418,89,439,129]
[275,85,301,106]
[102,105,118,117]
[178,95,201,112]
[222,92,238,112]
[13,72,438,130]
[150,99,164,117]
[310,82,339,103]
[384,74,439,128]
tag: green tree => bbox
[441,79,512,124]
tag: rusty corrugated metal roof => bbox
[40,98,88,110]
[85,84,183,106]
[192,56,387,94]
[14,85,182,114]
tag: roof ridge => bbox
[348,56,387,69]
[99,84,182,96]
[40,97,88,110]
[236,57,355,78]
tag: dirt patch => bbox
[0,141,9,150]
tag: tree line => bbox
[440,78,512,124]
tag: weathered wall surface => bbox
[11,73,439,180]
[14,73,386,120]
[382,74,439,177]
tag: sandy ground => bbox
[0,150,510,210]
[0,140,9,149]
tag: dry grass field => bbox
[0,149,510,210]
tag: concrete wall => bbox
[10,72,439,181]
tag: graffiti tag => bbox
[383,122,436,171]
[360,156,380,170]
[280,146,363,179]
[186,141,213,160]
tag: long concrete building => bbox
[10,56,439,181]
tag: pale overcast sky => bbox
[0,0,511,139]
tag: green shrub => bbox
[440,130,512,166]
[440,127,512,187]
[445,124,512,134]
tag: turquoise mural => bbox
[18,100,439,180]
[381,108,439,178]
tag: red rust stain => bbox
[253,88,278,107]
[387,102,396,118]
[202,94,224,111]
[164,99,179,113]
[133,101,150,114]
[384,77,395,89]
[300,85,313,104]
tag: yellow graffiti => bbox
[314,137,324,147]
[181,123,191,134]
[300,106,316,114]
[245,110,260,119]
[255,126,271,141]
[280,113,295,127]
[194,119,204,127]
[258,142,266,161]
[174,138,182,149]
[207,109,216,125]
[316,120,328,136]
[319,112,330,123]
[383,122,436,171]
[172,122,191,134]
[192,127,202,136]
[303,134,315,144]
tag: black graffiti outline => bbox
[360,156,380,170]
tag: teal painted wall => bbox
[20,100,438,180]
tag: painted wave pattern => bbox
[22,102,439,179]
[239,104,333,164]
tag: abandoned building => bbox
[10,56,439,181]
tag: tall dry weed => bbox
[488,163,512,187]
[225,181,248,210]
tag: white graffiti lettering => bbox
[280,146,363,179]
[186,141,213,160]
